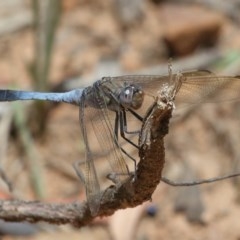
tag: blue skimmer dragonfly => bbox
[1,69,240,215]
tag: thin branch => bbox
[161,172,240,187]
[0,97,174,226]
[12,102,45,199]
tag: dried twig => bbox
[0,96,174,226]
[12,102,45,199]
[30,0,61,133]
[0,103,13,191]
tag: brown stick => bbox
[0,98,173,227]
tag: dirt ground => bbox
[1,0,240,239]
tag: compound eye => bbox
[124,88,132,100]
[119,85,144,110]
[119,86,133,107]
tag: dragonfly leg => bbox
[73,160,86,185]
[119,111,139,149]
[113,111,137,175]
[106,169,135,184]
[73,159,102,216]
[119,147,137,175]
[122,110,141,134]
[114,111,119,141]
[128,108,143,121]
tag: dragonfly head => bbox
[119,84,144,110]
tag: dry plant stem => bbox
[33,0,61,91]
[161,173,240,186]
[31,0,61,133]
[0,168,13,192]
[13,102,45,199]
[0,100,173,226]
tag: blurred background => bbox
[1,0,240,239]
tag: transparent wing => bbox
[91,87,130,183]
[77,88,130,215]
[177,74,240,104]
[106,71,240,184]
[106,70,240,107]
[79,104,101,216]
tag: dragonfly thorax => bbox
[118,84,144,110]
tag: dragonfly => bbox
[1,68,240,215]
